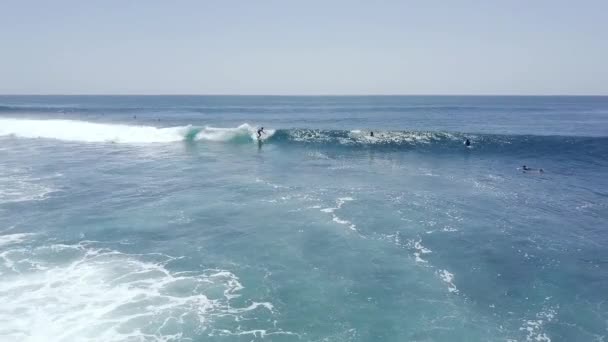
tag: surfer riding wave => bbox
[257,127,266,139]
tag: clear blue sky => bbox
[1,0,607,95]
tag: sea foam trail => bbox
[0,119,274,144]
[0,239,289,341]
[0,119,190,143]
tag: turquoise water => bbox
[1,96,607,341]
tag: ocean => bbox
[0,95,607,342]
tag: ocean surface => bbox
[0,95,607,342]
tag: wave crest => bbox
[0,119,192,143]
[1,119,606,158]
[194,124,275,142]
[0,119,277,144]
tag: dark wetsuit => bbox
[522,166,543,173]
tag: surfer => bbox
[522,165,544,173]
[465,138,471,147]
[257,127,265,139]
[370,131,374,137]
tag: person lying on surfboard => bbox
[522,165,544,173]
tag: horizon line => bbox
[1,93,608,97]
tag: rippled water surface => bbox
[1,96,607,341]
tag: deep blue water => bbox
[0,96,607,342]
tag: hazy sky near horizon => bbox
[1,0,607,95]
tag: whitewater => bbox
[1,95,607,342]
[0,119,277,144]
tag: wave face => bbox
[0,119,278,144]
[194,124,275,142]
[271,128,608,157]
[0,118,606,158]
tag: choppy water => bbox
[1,96,607,342]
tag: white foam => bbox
[254,178,288,189]
[0,118,191,143]
[0,241,286,341]
[321,197,353,213]
[408,239,432,263]
[346,130,456,145]
[286,129,334,143]
[320,197,357,231]
[0,233,35,247]
[195,123,275,142]
[414,240,432,254]
[437,269,459,293]
[414,253,428,263]
[332,217,357,231]
[306,151,331,160]
[332,217,350,225]
[0,173,56,204]
[519,307,557,342]
[0,119,278,145]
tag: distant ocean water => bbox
[0,95,607,342]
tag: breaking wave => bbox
[0,119,606,158]
[0,119,272,144]
[0,119,192,143]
